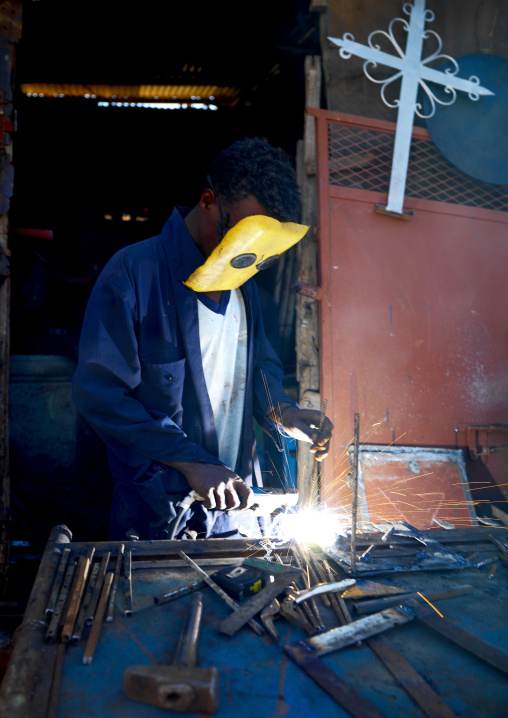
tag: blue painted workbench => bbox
[0,525,507,717]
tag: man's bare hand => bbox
[277,406,334,461]
[163,461,253,510]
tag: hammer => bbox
[124,592,219,713]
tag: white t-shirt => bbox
[197,289,248,471]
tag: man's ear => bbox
[200,188,216,212]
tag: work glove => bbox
[278,406,333,460]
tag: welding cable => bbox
[168,491,202,540]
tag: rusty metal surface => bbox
[352,446,477,530]
[309,108,508,504]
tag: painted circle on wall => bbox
[424,54,508,185]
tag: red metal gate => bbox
[309,108,508,527]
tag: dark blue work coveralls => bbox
[72,208,296,540]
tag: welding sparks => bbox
[272,508,347,548]
[417,592,444,617]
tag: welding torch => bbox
[168,487,299,539]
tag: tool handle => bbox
[173,591,203,668]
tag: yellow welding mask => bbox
[184,215,309,292]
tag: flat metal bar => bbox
[178,551,265,637]
[307,549,331,607]
[45,548,71,616]
[305,608,414,657]
[106,544,124,622]
[218,575,300,637]
[284,643,388,718]
[354,585,474,615]
[410,601,508,676]
[291,541,324,630]
[72,562,100,643]
[45,563,76,643]
[367,634,458,718]
[83,572,114,665]
[132,557,244,570]
[68,537,280,557]
[124,549,133,617]
[61,547,95,642]
[86,551,110,625]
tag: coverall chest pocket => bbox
[140,358,186,422]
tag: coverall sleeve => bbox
[72,258,223,468]
[249,281,298,433]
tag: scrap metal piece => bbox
[154,579,206,605]
[408,599,508,676]
[45,548,71,617]
[124,549,133,617]
[86,551,111,625]
[354,585,474,615]
[218,566,301,637]
[45,563,76,644]
[292,579,356,604]
[260,600,281,642]
[328,522,470,576]
[284,641,388,718]
[178,551,265,637]
[300,607,414,657]
[83,572,114,665]
[72,561,100,644]
[106,544,124,622]
[291,541,324,630]
[279,598,320,636]
[61,547,95,642]
[367,634,459,718]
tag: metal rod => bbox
[154,579,206,605]
[308,398,328,508]
[45,563,76,643]
[72,561,100,644]
[291,542,324,631]
[61,547,95,642]
[178,551,265,636]
[306,548,332,608]
[106,544,124,622]
[322,559,349,626]
[45,548,71,617]
[350,412,360,570]
[124,548,133,616]
[86,551,111,625]
[83,572,114,665]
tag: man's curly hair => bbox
[206,137,301,223]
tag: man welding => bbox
[72,137,333,540]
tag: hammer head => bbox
[124,664,220,713]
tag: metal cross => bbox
[329,0,494,215]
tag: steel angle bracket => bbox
[284,641,388,718]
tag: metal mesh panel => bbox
[328,122,508,212]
